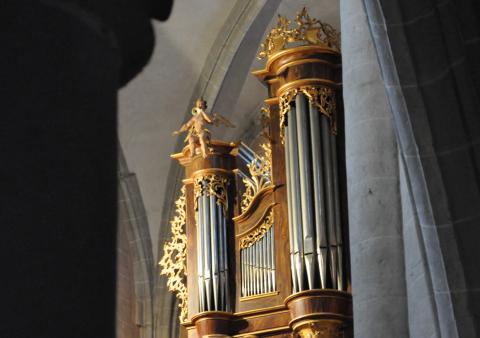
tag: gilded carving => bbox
[279,86,336,143]
[194,174,229,214]
[240,142,273,214]
[173,98,235,158]
[159,186,188,323]
[295,321,343,338]
[257,7,340,59]
[240,209,274,249]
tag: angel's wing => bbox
[213,113,236,128]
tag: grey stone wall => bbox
[362,0,480,336]
[340,0,409,336]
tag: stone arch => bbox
[117,147,156,338]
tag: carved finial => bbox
[172,99,235,158]
[257,7,340,59]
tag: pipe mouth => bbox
[190,311,235,323]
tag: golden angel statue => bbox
[173,98,235,158]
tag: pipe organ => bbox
[160,8,352,338]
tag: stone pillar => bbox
[0,1,171,337]
[340,0,409,336]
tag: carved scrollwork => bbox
[193,174,229,214]
[159,186,188,323]
[279,86,337,143]
[295,321,343,338]
[257,7,340,60]
[241,143,273,214]
[240,209,274,249]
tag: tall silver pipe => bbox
[287,105,305,291]
[284,126,299,293]
[221,209,230,311]
[309,103,328,289]
[210,196,219,310]
[245,246,249,296]
[246,247,251,296]
[196,198,205,311]
[321,114,338,289]
[258,241,262,294]
[216,203,225,309]
[202,193,213,309]
[248,246,255,296]
[254,241,259,295]
[263,236,268,293]
[266,227,272,292]
[241,249,245,297]
[271,224,276,290]
[295,94,316,289]
[331,133,344,291]
[251,243,256,295]
[258,240,262,294]
[265,230,269,292]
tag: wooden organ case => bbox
[160,8,352,338]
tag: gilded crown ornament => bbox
[257,7,340,59]
[173,98,235,158]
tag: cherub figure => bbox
[173,98,235,158]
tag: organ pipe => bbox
[239,223,276,297]
[283,90,346,292]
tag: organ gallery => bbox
[160,8,352,337]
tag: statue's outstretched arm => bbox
[200,111,213,124]
[173,119,192,135]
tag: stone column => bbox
[340,0,409,336]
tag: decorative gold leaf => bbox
[240,143,273,214]
[257,7,340,60]
[159,186,188,323]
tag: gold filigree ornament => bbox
[296,321,343,338]
[159,186,188,323]
[279,86,337,143]
[240,209,274,249]
[257,7,340,59]
[241,143,273,213]
[193,174,229,214]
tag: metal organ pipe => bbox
[286,106,305,291]
[321,114,338,290]
[195,177,231,312]
[331,134,344,291]
[284,126,299,293]
[271,224,276,290]
[210,195,219,310]
[202,193,212,309]
[220,205,230,311]
[309,103,328,289]
[197,194,205,311]
[295,94,316,290]
[240,224,276,298]
[284,89,345,293]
